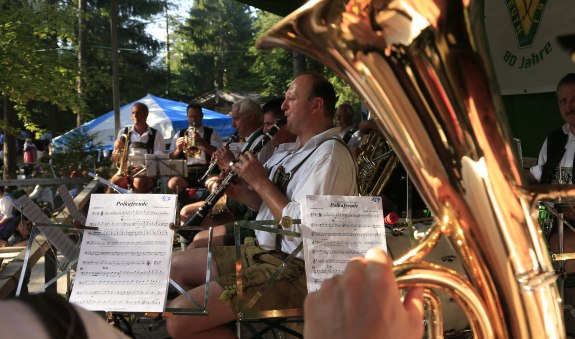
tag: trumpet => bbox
[198,134,240,184]
[114,134,129,176]
[183,123,201,159]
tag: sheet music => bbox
[69,194,177,312]
[301,195,387,292]
[161,159,186,177]
[57,185,86,225]
[13,195,79,261]
[144,153,169,177]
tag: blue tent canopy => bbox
[52,94,234,151]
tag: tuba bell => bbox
[258,0,565,337]
[183,123,202,159]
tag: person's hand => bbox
[175,137,185,151]
[215,147,234,170]
[304,248,424,339]
[233,151,267,188]
[113,138,124,150]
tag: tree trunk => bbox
[76,0,87,127]
[292,51,307,75]
[3,95,18,180]
[110,0,121,137]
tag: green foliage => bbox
[170,0,255,99]
[49,129,107,178]
[0,1,78,131]
[249,10,293,98]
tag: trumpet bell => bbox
[258,0,564,337]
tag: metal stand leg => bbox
[16,227,39,297]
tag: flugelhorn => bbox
[114,133,129,176]
[258,1,564,338]
[183,123,201,159]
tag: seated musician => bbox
[109,102,165,193]
[528,73,575,273]
[335,103,357,143]
[178,98,275,227]
[166,72,358,339]
[167,103,222,203]
[187,97,297,249]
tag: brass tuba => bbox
[114,133,129,176]
[183,123,202,159]
[258,0,565,337]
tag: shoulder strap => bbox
[541,127,568,184]
[146,127,157,154]
[204,126,213,143]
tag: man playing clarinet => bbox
[167,72,358,339]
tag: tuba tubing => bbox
[257,1,564,338]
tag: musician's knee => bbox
[168,176,188,193]
[132,176,154,193]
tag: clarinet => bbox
[198,134,240,184]
[183,117,287,227]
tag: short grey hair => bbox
[233,98,262,121]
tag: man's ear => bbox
[311,97,324,114]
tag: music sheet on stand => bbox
[301,195,386,292]
[69,194,176,313]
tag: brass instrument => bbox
[258,0,565,338]
[183,123,202,159]
[114,134,129,176]
[357,131,398,196]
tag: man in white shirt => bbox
[167,73,358,339]
[109,102,165,193]
[335,103,357,143]
[528,73,575,273]
[167,103,222,196]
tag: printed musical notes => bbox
[69,194,177,313]
[301,195,386,292]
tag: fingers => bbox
[403,286,425,338]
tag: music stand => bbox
[145,154,187,178]
[13,193,85,296]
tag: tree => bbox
[171,0,255,100]
[0,0,77,178]
[249,10,293,98]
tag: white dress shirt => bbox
[255,127,358,257]
[168,126,223,165]
[530,123,575,183]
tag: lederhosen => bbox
[125,126,156,177]
[178,126,213,187]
